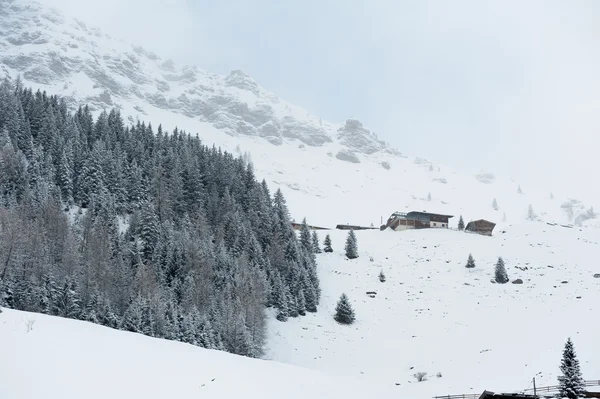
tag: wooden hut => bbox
[465,219,496,236]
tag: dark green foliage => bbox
[494,257,508,283]
[557,338,586,399]
[323,234,333,253]
[344,230,358,259]
[466,254,475,269]
[458,215,465,231]
[334,293,355,324]
[0,79,320,359]
[311,230,321,254]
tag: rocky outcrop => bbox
[0,0,402,158]
[335,150,360,164]
[337,119,388,155]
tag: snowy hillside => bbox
[0,308,399,399]
[267,224,600,397]
[0,0,598,228]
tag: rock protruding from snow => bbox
[225,69,261,96]
[337,119,396,155]
[336,150,360,164]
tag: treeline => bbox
[0,78,320,357]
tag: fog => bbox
[39,0,600,200]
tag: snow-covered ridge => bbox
[0,0,395,155]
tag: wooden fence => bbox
[434,380,600,399]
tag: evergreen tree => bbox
[334,293,355,325]
[494,257,508,283]
[53,278,81,319]
[557,338,586,399]
[311,230,321,254]
[527,204,536,221]
[492,198,499,211]
[427,192,432,201]
[344,230,358,259]
[378,269,386,282]
[323,234,333,253]
[299,218,312,253]
[518,185,523,194]
[458,215,465,231]
[466,254,476,269]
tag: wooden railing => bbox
[434,380,600,399]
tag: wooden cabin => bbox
[465,219,496,236]
[383,211,453,231]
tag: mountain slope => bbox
[0,308,398,399]
[0,0,598,228]
[267,224,600,397]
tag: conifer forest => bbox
[0,79,321,358]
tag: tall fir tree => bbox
[344,230,358,259]
[494,257,509,283]
[557,338,586,399]
[323,234,333,253]
[311,230,321,254]
[458,215,465,231]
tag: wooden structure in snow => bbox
[335,224,377,231]
[465,219,496,236]
[383,211,453,231]
[291,222,329,231]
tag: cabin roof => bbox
[406,211,454,218]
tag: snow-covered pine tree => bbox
[518,185,523,194]
[345,230,358,259]
[53,278,81,319]
[466,253,476,269]
[334,293,355,324]
[427,192,432,201]
[323,234,333,253]
[299,218,312,253]
[379,269,386,282]
[527,204,536,221]
[494,257,509,283]
[458,215,465,231]
[557,338,586,399]
[492,198,499,211]
[311,230,321,254]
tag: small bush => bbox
[414,372,428,382]
[379,270,386,282]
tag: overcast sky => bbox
[40,0,600,199]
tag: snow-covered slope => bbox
[3,221,597,399]
[0,0,598,228]
[267,224,600,397]
[0,308,401,399]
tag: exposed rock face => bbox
[337,119,388,155]
[335,150,360,164]
[0,0,402,159]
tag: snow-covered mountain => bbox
[1,0,598,229]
